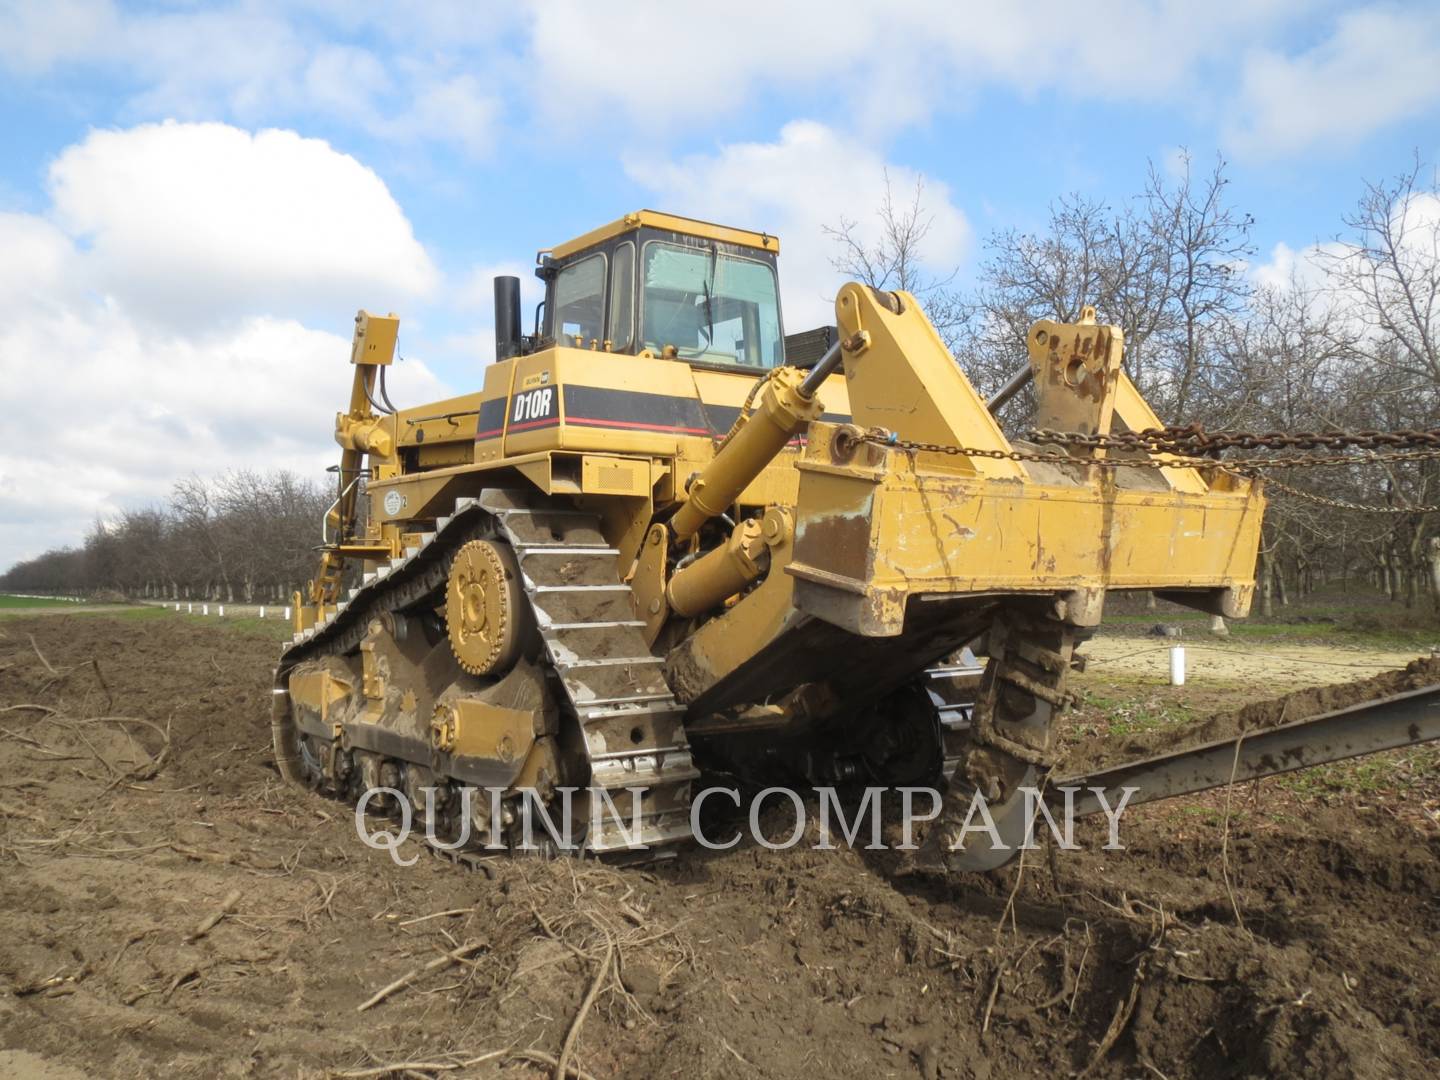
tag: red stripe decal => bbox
[506,417,562,432]
[476,417,809,442]
[566,416,712,436]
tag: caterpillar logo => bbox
[509,387,557,430]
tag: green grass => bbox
[1274,746,1440,798]
[0,594,88,609]
[1104,611,1436,651]
[0,602,292,641]
[1071,684,1201,738]
[1174,805,1243,825]
[1104,589,1440,652]
[0,605,168,622]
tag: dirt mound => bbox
[1071,655,1440,774]
[0,616,1436,1078]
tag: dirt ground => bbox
[1082,636,1428,692]
[1,615,1437,1079]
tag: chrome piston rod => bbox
[797,340,845,398]
[987,364,1033,415]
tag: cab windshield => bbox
[640,241,783,368]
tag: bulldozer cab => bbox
[538,211,785,370]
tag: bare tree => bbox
[2,470,331,602]
[941,153,1253,418]
[823,171,964,340]
[1320,157,1440,384]
[1141,152,1255,418]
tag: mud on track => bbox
[0,616,1437,1079]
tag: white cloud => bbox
[394,74,500,159]
[0,212,75,303]
[0,122,448,570]
[299,51,503,159]
[1252,192,1440,292]
[46,121,438,329]
[453,261,545,318]
[1247,192,1440,364]
[0,1,507,156]
[0,0,118,74]
[1250,240,1343,294]
[527,0,1304,134]
[301,44,394,124]
[628,121,970,331]
[2,0,1336,158]
[0,314,419,574]
[1227,6,1440,157]
[441,260,547,365]
[18,1,1436,167]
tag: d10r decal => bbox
[508,387,558,430]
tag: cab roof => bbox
[548,210,780,260]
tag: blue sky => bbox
[2,0,1440,569]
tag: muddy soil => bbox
[1,616,1437,1079]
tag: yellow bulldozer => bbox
[272,210,1438,869]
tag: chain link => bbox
[857,424,1440,514]
[1254,475,1440,514]
[1026,425,1440,456]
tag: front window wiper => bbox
[700,242,717,350]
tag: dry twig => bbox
[398,908,473,927]
[90,658,114,709]
[357,942,487,1012]
[27,634,57,676]
[506,1049,599,1080]
[330,1049,507,1077]
[1076,959,1146,1078]
[186,888,243,943]
[554,929,614,1080]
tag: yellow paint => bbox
[550,209,779,259]
[301,214,1264,719]
[350,310,398,366]
[433,697,537,762]
[289,669,351,724]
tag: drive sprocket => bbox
[445,538,522,675]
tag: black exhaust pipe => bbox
[494,275,522,360]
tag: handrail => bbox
[322,475,364,544]
[405,408,480,427]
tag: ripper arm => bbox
[301,311,401,619]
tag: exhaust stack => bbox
[494,275,522,360]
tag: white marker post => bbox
[284,606,292,621]
[218,605,225,617]
[202,604,209,616]
[259,606,266,619]
[1169,646,1186,686]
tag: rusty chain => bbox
[1252,475,1440,514]
[1026,424,1440,456]
[857,425,1440,514]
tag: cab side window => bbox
[608,242,635,351]
[551,253,606,345]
